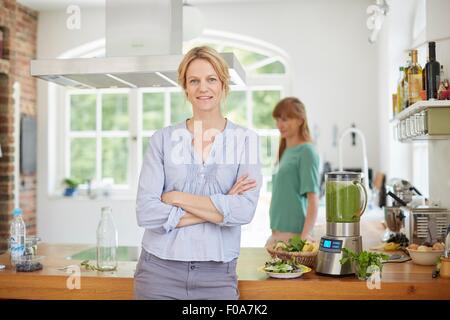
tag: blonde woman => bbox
[134,46,262,300]
[266,97,320,247]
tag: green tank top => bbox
[269,143,320,233]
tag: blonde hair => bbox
[177,46,230,98]
[272,97,312,161]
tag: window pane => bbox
[222,47,267,66]
[223,91,247,126]
[102,94,129,131]
[70,138,96,182]
[260,135,279,176]
[143,93,164,130]
[102,138,128,185]
[70,94,96,131]
[252,90,280,129]
[171,92,192,124]
[253,61,286,75]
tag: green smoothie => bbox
[326,181,363,223]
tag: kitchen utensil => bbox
[385,178,421,206]
[432,267,439,278]
[316,171,367,276]
[382,254,411,263]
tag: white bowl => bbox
[407,248,444,266]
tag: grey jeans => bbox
[133,249,239,300]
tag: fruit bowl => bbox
[406,248,443,266]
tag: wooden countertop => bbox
[0,243,449,300]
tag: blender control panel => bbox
[319,238,343,253]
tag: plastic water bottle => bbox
[96,207,118,271]
[10,208,26,266]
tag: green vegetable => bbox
[339,248,389,280]
[288,235,306,252]
[264,258,307,273]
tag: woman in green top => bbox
[267,97,320,246]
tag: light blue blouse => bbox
[136,119,262,262]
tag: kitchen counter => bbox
[0,243,449,300]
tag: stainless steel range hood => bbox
[30,0,246,89]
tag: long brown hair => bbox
[272,97,311,162]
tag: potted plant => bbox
[63,178,80,197]
[339,248,389,280]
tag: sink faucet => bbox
[338,127,370,193]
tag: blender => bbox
[316,172,368,276]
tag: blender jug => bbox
[326,172,368,223]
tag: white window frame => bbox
[64,88,137,197]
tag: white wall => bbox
[199,0,380,171]
[36,0,381,245]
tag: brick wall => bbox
[0,0,38,253]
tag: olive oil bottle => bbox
[407,50,423,105]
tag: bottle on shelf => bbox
[424,42,441,100]
[403,60,411,108]
[9,208,26,267]
[396,66,407,114]
[438,65,449,100]
[96,206,118,271]
[407,50,423,105]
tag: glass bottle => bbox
[424,42,440,100]
[407,50,423,105]
[396,67,405,114]
[403,60,411,108]
[96,207,118,271]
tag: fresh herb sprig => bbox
[80,260,100,271]
[339,248,389,279]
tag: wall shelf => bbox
[391,101,450,142]
[391,100,450,122]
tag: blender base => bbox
[316,235,362,276]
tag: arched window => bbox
[65,32,291,198]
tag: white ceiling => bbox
[18,0,105,11]
[18,0,280,12]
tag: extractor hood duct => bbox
[30,0,246,89]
